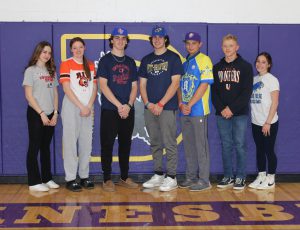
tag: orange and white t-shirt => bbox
[60,58,96,106]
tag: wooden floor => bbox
[0,183,300,229]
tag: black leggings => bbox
[252,121,278,174]
[100,109,134,182]
[27,106,54,186]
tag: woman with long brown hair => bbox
[60,37,97,192]
[23,41,59,192]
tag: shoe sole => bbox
[44,184,60,189]
[233,186,245,190]
[189,185,212,192]
[29,189,49,192]
[178,184,194,189]
[142,184,162,189]
[83,186,95,190]
[248,184,259,189]
[256,185,275,190]
[159,186,178,192]
[217,183,234,189]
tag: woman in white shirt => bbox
[249,52,279,190]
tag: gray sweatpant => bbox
[144,110,178,176]
[180,115,210,183]
[61,96,93,182]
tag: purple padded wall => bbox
[0,23,53,175]
[259,25,300,173]
[0,22,299,176]
[0,24,2,174]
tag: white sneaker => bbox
[159,177,178,192]
[248,172,266,189]
[143,174,165,188]
[44,180,60,189]
[257,175,275,190]
[29,184,50,192]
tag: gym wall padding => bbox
[0,22,299,176]
[0,22,53,175]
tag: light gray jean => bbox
[61,96,93,182]
[180,115,210,184]
[144,109,178,176]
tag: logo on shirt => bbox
[253,81,264,92]
[251,81,264,104]
[112,64,130,85]
[181,73,198,102]
[76,72,89,87]
[218,68,240,91]
[218,68,240,83]
[40,75,54,88]
[147,59,168,76]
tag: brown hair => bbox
[149,35,170,48]
[256,52,273,72]
[69,37,91,80]
[26,41,56,77]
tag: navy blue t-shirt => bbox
[97,52,138,110]
[138,49,184,110]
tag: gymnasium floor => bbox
[0,183,300,229]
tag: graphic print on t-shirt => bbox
[112,64,130,85]
[147,59,168,76]
[76,72,89,87]
[181,73,198,102]
[218,67,240,91]
[251,81,264,104]
[39,75,54,88]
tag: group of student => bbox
[22,25,279,193]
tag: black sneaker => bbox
[66,180,82,192]
[217,177,235,188]
[233,178,246,190]
[80,178,94,189]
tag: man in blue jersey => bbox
[177,32,214,191]
[139,25,184,192]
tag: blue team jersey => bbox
[180,52,214,116]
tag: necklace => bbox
[111,53,126,63]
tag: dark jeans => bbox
[27,106,54,186]
[252,121,278,174]
[100,109,134,182]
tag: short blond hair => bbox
[222,34,238,44]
